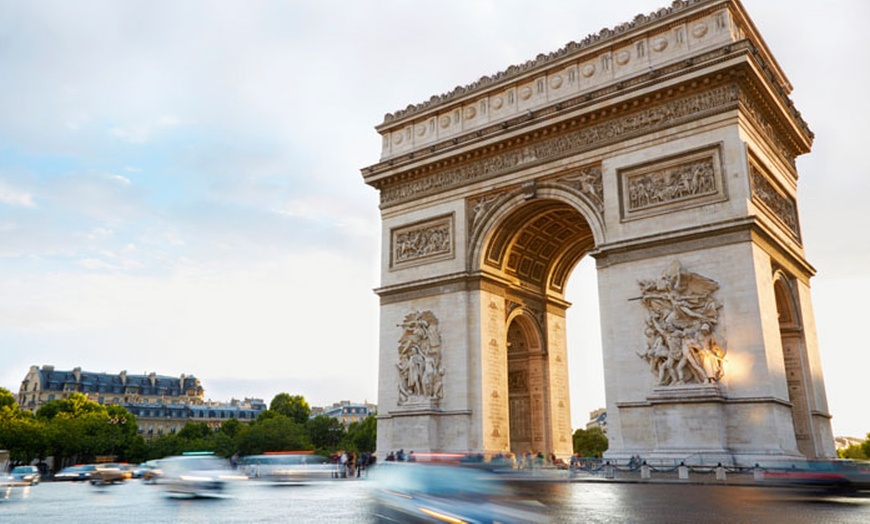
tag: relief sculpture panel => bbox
[749,163,800,242]
[391,215,454,269]
[636,261,727,386]
[620,146,725,220]
[396,310,445,406]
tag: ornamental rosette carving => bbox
[636,261,726,386]
[396,311,445,406]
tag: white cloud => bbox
[0,181,36,208]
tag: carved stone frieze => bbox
[396,310,445,406]
[556,165,604,215]
[380,84,739,206]
[620,145,725,220]
[636,261,726,386]
[628,158,715,211]
[391,215,454,268]
[749,163,800,242]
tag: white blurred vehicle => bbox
[9,465,40,485]
[240,452,335,484]
[155,453,246,497]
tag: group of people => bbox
[383,449,414,462]
[332,450,374,478]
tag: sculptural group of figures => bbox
[628,160,716,211]
[396,311,445,405]
[637,261,727,386]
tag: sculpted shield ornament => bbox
[636,261,727,386]
[396,310,445,406]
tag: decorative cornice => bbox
[381,0,724,123]
[377,81,740,207]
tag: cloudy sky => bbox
[1,0,867,438]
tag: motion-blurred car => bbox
[9,465,40,485]
[155,454,245,497]
[370,462,549,523]
[54,464,97,481]
[132,460,162,481]
[240,452,335,483]
[762,459,870,492]
[89,463,132,485]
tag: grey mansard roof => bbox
[34,367,203,397]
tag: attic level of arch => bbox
[364,63,809,212]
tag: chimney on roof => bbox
[120,370,127,385]
[73,367,81,382]
[149,372,156,387]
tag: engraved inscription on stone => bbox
[749,163,800,241]
[396,310,445,406]
[391,215,454,268]
[636,261,727,386]
[620,146,725,220]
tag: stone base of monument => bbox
[612,384,734,466]
[379,408,472,455]
[608,383,810,467]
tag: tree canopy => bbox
[572,427,609,458]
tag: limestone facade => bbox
[18,365,265,439]
[362,0,835,465]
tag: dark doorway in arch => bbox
[506,314,546,457]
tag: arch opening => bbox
[483,197,599,457]
[773,271,815,457]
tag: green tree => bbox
[837,433,870,459]
[0,387,16,411]
[219,418,242,439]
[572,427,609,458]
[36,393,104,420]
[269,393,310,425]
[343,414,376,453]
[236,416,309,455]
[177,422,212,441]
[0,413,46,465]
[308,415,345,453]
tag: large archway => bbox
[363,0,835,464]
[475,196,597,457]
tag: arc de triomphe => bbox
[361,0,836,465]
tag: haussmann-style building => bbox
[18,365,265,438]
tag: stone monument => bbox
[361,0,836,465]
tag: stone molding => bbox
[390,214,454,269]
[378,83,739,207]
[371,2,810,165]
